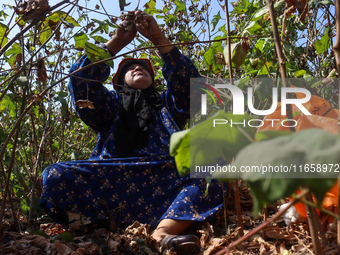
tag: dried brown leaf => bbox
[264,225,289,240]
[259,241,277,255]
[72,247,87,255]
[108,238,120,251]
[54,241,75,255]
[325,220,337,239]
[203,237,228,255]
[32,94,44,102]
[22,235,52,251]
[276,242,288,254]
[198,222,214,249]
[75,100,95,109]
[15,0,50,22]
[125,221,151,240]
[37,57,47,85]
[284,0,309,21]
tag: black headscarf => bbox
[114,67,162,156]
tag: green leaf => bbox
[200,88,216,106]
[144,0,157,15]
[224,42,249,68]
[74,32,88,51]
[254,79,274,100]
[91,18,109,35]
[165,14,177,26]
[52,232,74,243]
[27,229,49,238]
[56,11,80,27]
[255,130,293,142]
[119,0,126,11]
[91,35,107,43]
[105,19,120,29]
[58,16,74,28]
[170,111,257,176]
[315,27,330,55]
[252,0,284,19]
[7,55,16,67]
[55,91,67,105]
[170,129,190,176]
[294,69,307,77]
[4,43,21,57]
[205,177,212,196]
[0,95,15,117]
[178,30,192,42]
[204,48,214,71]
[13,166,29,192]
[0,22,8,48]
[274,0,286,8]
[39,24,52,44]
[245,21,262,35]
[91,18,106,26]
[212,36,223,52]
[0,127,6,144]
[234,76,250,90]
[214,129,340,215]
[211,11,221,32]
[255,39,265,51]
[48,12,60,22]
[20,199,30,215]
[253,6,269,20]
[257,62,272,76]
[5,47,22,66]
[85,41,113,68]
[224,43,238,67]
[174,0,187,14]
[204,47,223,74]
[321,0,334,5]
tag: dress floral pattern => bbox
[40,47,227,227]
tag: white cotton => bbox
[278,202,305,226]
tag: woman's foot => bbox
[151,219,200,254]
[160,234,200,255]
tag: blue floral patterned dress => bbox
[40,47,227,227]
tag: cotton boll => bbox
[279,203,305,226]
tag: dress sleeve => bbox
[68,55,119,132]
[161,47,202,129]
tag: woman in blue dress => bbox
[40,11,226,254]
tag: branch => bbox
[224,0,233,85]
[0,0,70,57]
[266,0,295,132]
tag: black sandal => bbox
[160,234,201,255]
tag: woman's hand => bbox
[135,11,173,53]
[105,23,137,55]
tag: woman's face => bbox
[124,64,153,89]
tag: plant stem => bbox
[266,0,295,132]
[234,181,244,238]
[0,130,20,242]
[224,0,233,85]
[303,191,323,255]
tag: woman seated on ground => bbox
[40,11,226,255]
